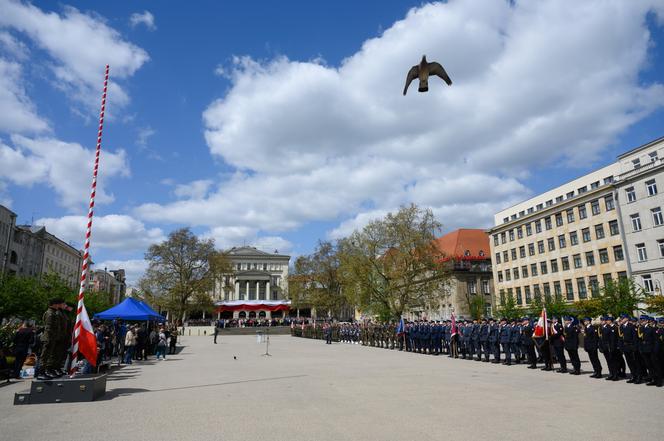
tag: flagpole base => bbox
[14,373,107,405]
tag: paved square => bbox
[0,334,661,441]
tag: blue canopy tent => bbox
[94,297,163,321]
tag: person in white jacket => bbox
[124,326,136,364]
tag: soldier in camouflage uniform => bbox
[37,298,67,380]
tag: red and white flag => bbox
[451,313,458,337]
[534,308,548,339]
[73,303,97,367]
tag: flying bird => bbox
[403,55,452,95]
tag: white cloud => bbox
[136,126,155,147]
[36,214,165,252]
[0,58,49,133]
[0,0,149,111]
[174,179,214,200]
[140,0,664,242]
[0,31,28,59]
[0,135,129,210]
[93,259,148,287]
[204,226,292,254]
[129,11,156,31]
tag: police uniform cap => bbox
[582,317,591,322]
[629,317,638,322]
[657,317,664,323]
[619,314,629,319]
[639,314,649,320]
[606,316,614,321]
[600,315,608,320]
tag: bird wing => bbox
[428,62,452,86]
[403,65,419,95]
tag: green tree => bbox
[572,298,605,318]
[600,278,647,317]
[337,204,448,319]
[288,241,348,318]
[644,295,664,315]
[465,293,486,320]
[546,293,570,319]
[140,228,217,321]
[496,292,520,319]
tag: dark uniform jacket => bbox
[498,325,511,344]
[479,324,489,342]
[583,325,599,351]
[619,322,638,353]
[550,323,565,348]
[638,325,656,354]
[510,325,521,344]
[600,324,617,352]
[521,324,534,346]
[563,324,578,350]
[488,324,499,343]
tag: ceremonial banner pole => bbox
[70,65,109,375]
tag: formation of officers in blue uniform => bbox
[293,314,664,387]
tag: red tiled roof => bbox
[434,228,490,261]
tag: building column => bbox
[256,281,260,299]
[246,281,250,299]
[235,280,239,299]
[266,280,271,299]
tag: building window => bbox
[522,265,528,278]
[467,280,477,294]
[236,263,242,270]
[578,186,587,194]
[609,220,619,236]
[519,246,526,258]
[482,279,490,294]
[517,227,523,239]
[535,220,542,233]
[498,271,503,282]
[528,243,535,256]
[566,210,575,223]
[613,245,624,261]
[626,187,636,203]
[652,207,664,226]
[505,269,511,281]
[573,254,583,268]
[642,274,654,293]
[603,273,613,286]
[554,281,563,298]
[636,243,647,262]
[585,251,595,266]
[547,238,555,251]
[533,284,541,299]
[659,240,664,258]
[618,271,628,281]
[495,253,501,264]
[594,224,605,239]
[591,200,601,215]
[526,224,532,236]
[631,214,642,231]
[513,267,520,279]
[649,151,658,162]
[565,279,574,301]
[499,289,506,304]
[503,251,509,262]
[577,278,588,299]
[537,240,545,254]
[543,283,551,299]
[524,286,532,304]
[582,228,591,242]
[599,248,610,264]
[569,231,578,246]
[501,232,506,244]
[561,256,570,271]
[493,235,499,246]
[545,217,552,230]
[550,259,559,273]
[540,261,548,275]
[530,263,538,276]
[555,213,563,227]
[633,158,641,169]
[604,194,616,211]
[516,287,523,305]
[578,204,587,219]
[509,230,515,241]
[647,180,658,196]
[511,248,517,260]
[558,235,566,249]
[589,276,599,297]
[556,196,564,203]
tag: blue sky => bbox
[1,0,663,285]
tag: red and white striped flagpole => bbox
[70,65,109,374]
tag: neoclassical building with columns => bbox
[213,246,291,319]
